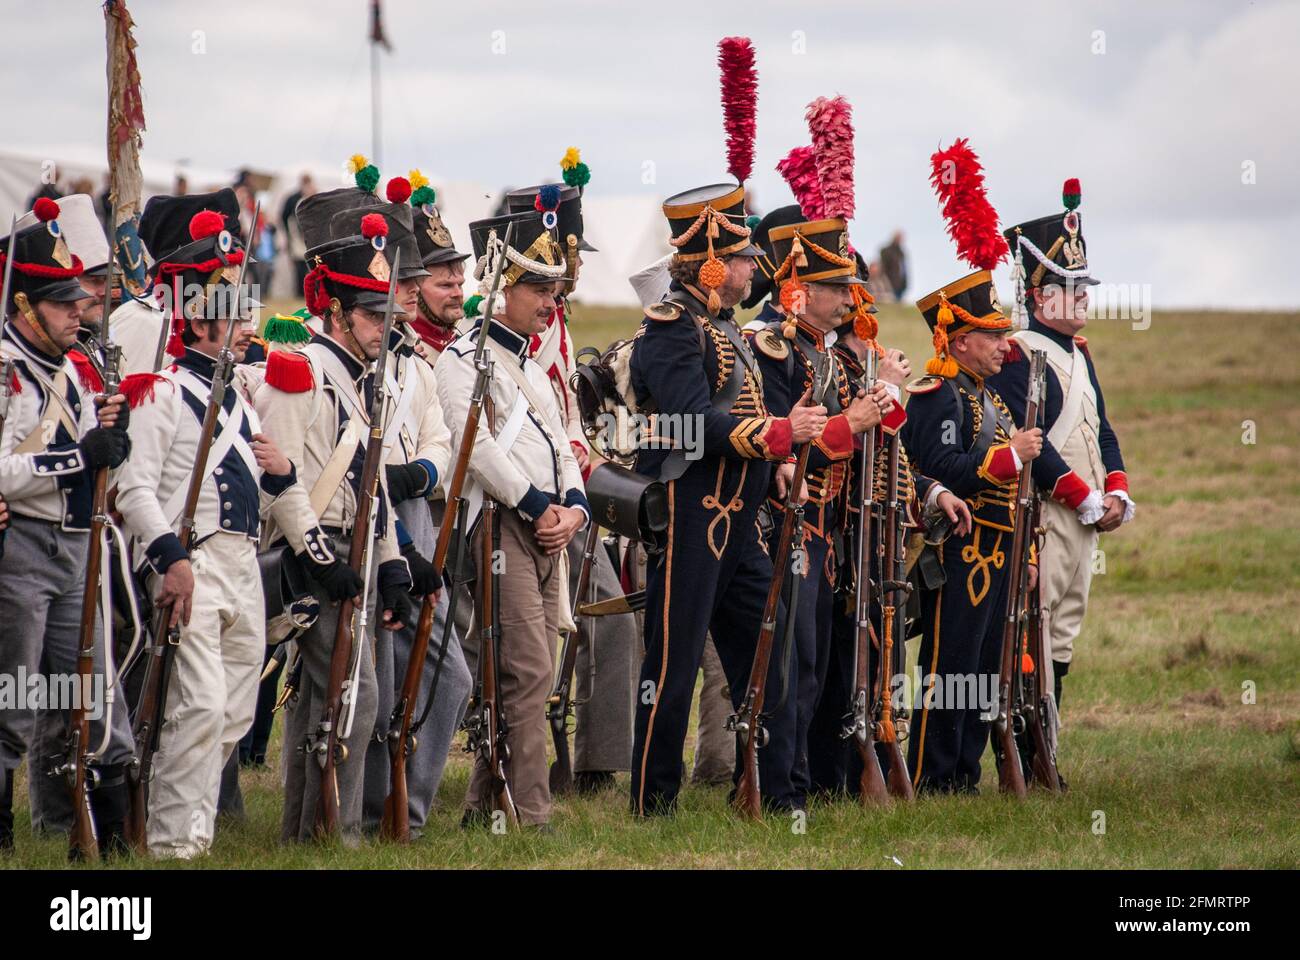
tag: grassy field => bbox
[5,304,1298,869]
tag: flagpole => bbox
[370,32,382,166]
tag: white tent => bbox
[0,148,663,307]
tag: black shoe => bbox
[460,808,492,830]
[89,764,133,859]
[575,770,615,796]
[0,768,13,853]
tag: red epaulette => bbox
[120,372,171,409]
[67,349,103,394]
[266,350,315,393]
[1003,339,1025,363]
[1073,335,1090,357]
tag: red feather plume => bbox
[776,146,825,219]
[718,36,757,183]
[929,137,1008,271]
[806,96,854,221]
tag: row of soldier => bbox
[0,83,1132,861]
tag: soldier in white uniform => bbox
[991,180,1134,723]
[0,198,134,856]
[255,219,419,842]
[109,189,245,377]
[436,210,590,829]
[112,201,315,857]
[505,172,638,794]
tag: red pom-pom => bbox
[33,197,60,222]
[386,177,412,204]
[718,36,758,184]
[1063,177,1080,197]
[266,350,315,393]
[360,213,389,239]
[929,138,1009,271]
[189,209,225,241]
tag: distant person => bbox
[25,181,61,212]
[879,230,908,299]
[173,173,189,196]
[281,173,315,290]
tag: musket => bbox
[990,348,1046,798]
[64,203,125,860]
[1020,381,1061,792]
[313,246,400,839]
[878,400,916,800]
[844,350,889,805]
[472,429,518,826]
[546,520,599,795]
[380,221,516,842]
[129,202,259,845]
[730,350,829,820]
[0,214,19,560]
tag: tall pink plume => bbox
[718,36,757,183]
[806,95,854,220]
[929,137,1008,271]
[776,146,825,219]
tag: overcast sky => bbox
[5,0,1296,308]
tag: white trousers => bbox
[147,533,264,858]
[1038,498,1100,667]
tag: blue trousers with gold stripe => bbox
[907,525,1011,793]
[630,457,797,816]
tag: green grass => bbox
[4,306,1298,869]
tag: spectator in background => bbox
[879,229,908,300]
[235,182,273,295]
[866,257,893,303]
[173,173,189,196]
[281,173,315,290]
[26,181,61,212]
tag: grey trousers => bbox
[571,535,637,774]
[279,575,379,843]
[0,515,134,833]
[362,498,472,834]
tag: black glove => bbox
[302,554,364,602]
[79,427,131,470]
[378,558,415,627]
[385,462,429,506]
[401,542,441,597]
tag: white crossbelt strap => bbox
[14,368,79,455]
[381,364,416,458]
[463,390,530,529]
[310,344,368,425]
[161,369,258,526]
[1012,330,1092,452]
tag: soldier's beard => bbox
[416,292,456,328]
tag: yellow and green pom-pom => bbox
[354,163,380,194]
[408,168,430,191]
[411,185,436,207]
[347,154,369,174]
[560,146,590,188]
[263,313,312,345]
[463,294,484,318]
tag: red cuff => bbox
[880,400,907,435]
[813,414,854,460]
[1050,470,1091,509]
[1105,470,1129,494]
[764,417,793,461]
[979,443,1019,484]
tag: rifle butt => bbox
[732,746,763,821]
[995,727,1028,798]
[124,770,148,854]
[548,727,573,796]
[379,776,410,843]
[68,789,99,863]
[855,740,891,806]
[883,742,915,801]
[313,767,340,839]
